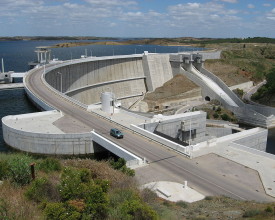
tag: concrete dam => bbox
[42,52,275,129]
[44,52,220,110]
[2,51,275,202]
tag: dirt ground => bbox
[204,61,251,87]
[144,74,199,101]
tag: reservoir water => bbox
[0,40,274,154]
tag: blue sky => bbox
[0,0,275,38]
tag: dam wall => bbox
[45,55,147,107]
[143,54,173,91]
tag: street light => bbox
[57,72,62,93]
[189,110,192,147]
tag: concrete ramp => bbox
[189,65,238,107]
[91,131,144,167]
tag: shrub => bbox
[25,177,60,203]
[221,113,230,121]
[213,113,219,119]
[216,106,221,112]
[140,188,158,203]
[44,202,81,220]
[0,160,9,180]
[265,206,273,213]
[7,155,33,186]
[59,167,92,200]
[37,157,61,173]
[243,209,261,218]
[109,158,135,176]
[58,167,109,219]
[0,198,11,220]
[176,200,188,208]
[204,196,213,201]
[120,199,158,220]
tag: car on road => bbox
[110,128,124,139]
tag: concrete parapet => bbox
[130,124,190,157]
[2,112,93,155]
[91,131,144,168]
[24,70,55,111]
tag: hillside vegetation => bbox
[0,153,275,219]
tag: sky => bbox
[0,0,275,38]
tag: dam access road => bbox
[24,62,274,203]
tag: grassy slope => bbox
[0,153,275,219]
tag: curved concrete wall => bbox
[2,114,93,155]
[45,56,147,106]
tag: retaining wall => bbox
[2,114,93,155]
[193,127,267,152]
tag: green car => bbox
[110,128,124,139]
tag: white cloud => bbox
[247,4,255,9]
[266,8,275,20]
[219,0,238,3]
[263,4,272,7]
[84,0,137,7]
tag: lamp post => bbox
[189,110,192,147]
[57,72,62,93]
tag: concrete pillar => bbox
[184,180,188,189]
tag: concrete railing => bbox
[24,69,55,111]
[91,131,144,167]
[130,124,190,157]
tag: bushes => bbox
[109,188,158,219]
[0,160,9,180]
[109,158,135,177]
[25,177,60,203]
[37,157,61,173]
[43,167,109,219]
[7,155,33,186]
[213,113,219,119]
[221,113,230,121]
[243,209,261,218]
[44,202,81,220]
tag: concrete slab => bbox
[3,110,65,134]
[53,114,91,133]
[192,143,275,198]
[142,181,205,203]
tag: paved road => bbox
[25,66,274,202]
[243,80,266,102]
